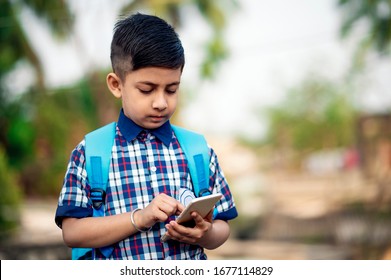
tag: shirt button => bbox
[150,166,157,172]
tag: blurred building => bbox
[356,113,391,204]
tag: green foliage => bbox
[0,94,35,169]
[18,0,74,38]
[195,0,237,79]
[263,76,357,152]
[29,78,106,196]
[0,1,25,76]
[6,111,35,169]
[200,34,228,78]
[0,0,74,90]
[339,0,391,54]
[338,0,391,72]
[0,146,23,238]
[0,75,113,197]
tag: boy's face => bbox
[107,67,182,130]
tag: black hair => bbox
[110,13,185,81]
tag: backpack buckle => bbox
[90,188,106,209]
[198,189,211,197]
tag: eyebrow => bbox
[137,81,181,87]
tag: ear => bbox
[106,72,122,99]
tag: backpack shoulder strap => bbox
[172,125,210,197]
[72,122,116,260]
[85,122,116,202]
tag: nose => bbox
[152,92,168,111]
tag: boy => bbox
[55,13,238,260]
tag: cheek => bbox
[168,95,179,108]
[122,91,142,108]
[121,94,140,115]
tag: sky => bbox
[12,0,391,140]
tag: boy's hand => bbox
[134,193,184,229]
[164,210,213,245]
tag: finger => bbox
[168,222,200,244]
[166,222,186,241]
[152,194,181,216]
[191,211,206,225]
[155,193,175,206]
[153,210,170,223]
[204,209,213,222]
[170,221,192,235]
[191,211,212,235]
[158,201,183,217]
[176,202,185,215]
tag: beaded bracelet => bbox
[130,208,152,232]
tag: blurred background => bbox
[1,0,391,260]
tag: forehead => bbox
[124,67,182,85]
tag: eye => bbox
[138,88,153,94]
[166,87,178,94]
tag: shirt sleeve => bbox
[208,146,238,221]
[54,140,93,228]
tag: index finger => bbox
[176,202,185,215]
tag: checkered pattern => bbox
[55,119,237,260]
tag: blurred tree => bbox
[338,0,391,69]
[0,146,23,240]
[0,0,73,92]
[263,76,357,166]
[0,0,74,164]
[0,0,73,234]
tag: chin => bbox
[144,122,164,130]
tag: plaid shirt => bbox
[55,110,237,260]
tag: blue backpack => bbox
[72,122,211,260]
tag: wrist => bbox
[131,208,152,232]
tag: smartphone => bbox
[161,193,222,242]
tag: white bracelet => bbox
[130,208,152,232]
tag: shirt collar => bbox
[117,109,173,147]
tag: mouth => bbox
[149,115,166,122]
